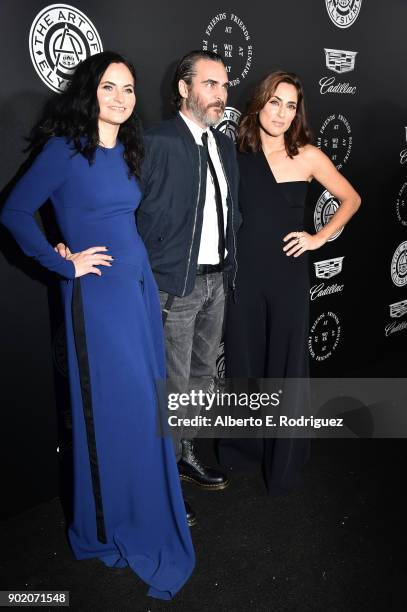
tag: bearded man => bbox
[137,50,241,526]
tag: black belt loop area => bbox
[72,279,107,544]
[196,263,223,275]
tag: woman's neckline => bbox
[98,140,120,151]
[260,148,310,185]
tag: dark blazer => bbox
[137,114,241,297]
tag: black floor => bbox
[1,438,406,612]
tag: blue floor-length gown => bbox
[1,137,195,600]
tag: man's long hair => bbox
[26,51,144,179]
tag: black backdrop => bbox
[1,0,406,518]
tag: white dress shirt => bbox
[179,111,228,264]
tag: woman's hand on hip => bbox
[283,231,326,257]
[66,246,113,277]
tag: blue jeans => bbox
[159,272,225,460]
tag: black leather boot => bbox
[178,440,229,490]
[184,497,197,527]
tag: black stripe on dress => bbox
[72,279,107,544]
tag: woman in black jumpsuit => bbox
[218,71,361,494]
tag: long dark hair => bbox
[26,51,144,179]
[237,71,312,158]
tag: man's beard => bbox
[186,91,225,127]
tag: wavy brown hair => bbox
[237,71,312,158]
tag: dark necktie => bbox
[201,131,225,265]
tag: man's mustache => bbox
[207,102,225,111]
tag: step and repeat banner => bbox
[1,0,406,516]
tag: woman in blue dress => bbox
[1,51,194,600]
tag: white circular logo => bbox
[396,182,407,227]
[308,311,341,361]
[202,13,253,87]
[314,190,344,241]
[29,4,103,93]
[391,241,407,287]
[325,0,362,29]
[214,107,241,142]
[317,114,352,170]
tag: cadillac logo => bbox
[324,49,357,73]
[214,107,241,142]
[314,257,345,279]
[325,0,362,29]
[390,300,407,319]
[314,191,344,241]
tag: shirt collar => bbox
[179,111,210,146]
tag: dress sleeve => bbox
[1,138,76,279]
